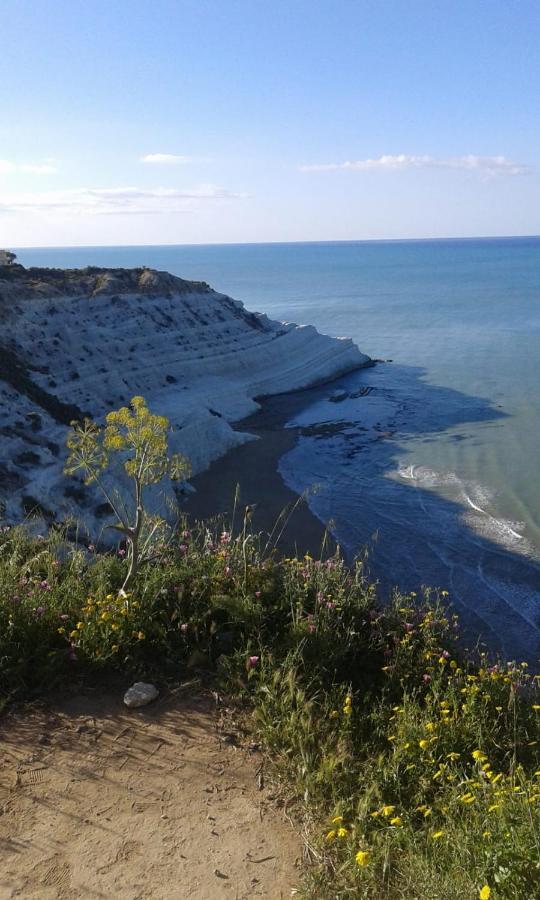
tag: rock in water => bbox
[124,682,159,708]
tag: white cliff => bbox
[0,261,370,525]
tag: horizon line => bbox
[11,232,540,252]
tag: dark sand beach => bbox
[181,384,339,558]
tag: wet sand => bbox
[181,384,339,558]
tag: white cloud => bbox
[299,154,527,176]
[140,153,193,164]
[0,184,246,216]
[0,159,58,175]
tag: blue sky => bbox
[1,0,539,246]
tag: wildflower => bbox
[479,887,491,900]
[488,804,500,812]
[111,644,119,652]
[430,831,445,840]
[381,805,395,817]
[247,655,259,670]
[355,850,370,867]
[118,548,126,557]
[76,622,84,630]
[389,816,402,826]
[59,614,69,621]
[57,627,66,635]
[255,591,261,598]
[325,830,336,842]
[446,752,461,760]
[419,739,429,750]
[101,611,110,621]
[69,630,78,638]
[337,827,348,838]
[137,631,145,640]
[331,815,343,824]
[472,750,488,761]
[330,710,338,718]
[34,606,46,618]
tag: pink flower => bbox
[326,601,335,610]
[308,624,316,634]
[255,591,261,598]
[118,548,126,558]
[40,580,51,591]
[179,544,188,555]
[34,606,46,617]
[247,655,259,670]
[88,544,95,553]
[423,674,431,683]
[220,531,231,545]
[441,650,450,659]
[404,622,414,633]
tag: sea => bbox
[16,237,540,663]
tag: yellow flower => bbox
[382,805,395,817]
[57,627,65,634]
[343,706,352,716]
[111,623,119,631]
[325,830,336,842]
[337,827,348,838]
[331,815,343,824]
[100,611,110,621]
[430,831,445,840]
[137,631,145,640]
[389,816,402,826]
[111,644,119,652]
[330,710,338,718]
[472,750,487,761]
[69,630,78,638]
[488,804,500,812]
[76,622,84,630]
[459,794,476,804]
[446,752,461,760]
[419,739,429,750]
[355,850,370,867]
[479,887,491,900]
[532,705,540,711]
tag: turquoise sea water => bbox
[16,238,540,661]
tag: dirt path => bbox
[0,686,301,899]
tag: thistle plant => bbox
[65,396,190,591]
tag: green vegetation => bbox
[0,398,538,898]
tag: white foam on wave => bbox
[395,464,537,559]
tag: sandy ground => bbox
[182,387,337,560]
[0,685,301,899]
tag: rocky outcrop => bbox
[0,261,371,525]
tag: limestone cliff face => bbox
[0,262,371,524]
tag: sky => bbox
[1,0,539,247]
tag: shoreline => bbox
[181,382,343,558]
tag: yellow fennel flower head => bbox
[355,850,371,867]
[337,827,348,838]
[325,830,336,842]
[390,816,403,826]
[430,830,445,840]
[419,739,429,750]
[382,805,395,817]
[479,887,491,900]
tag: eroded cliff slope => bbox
[0,260,370,525]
